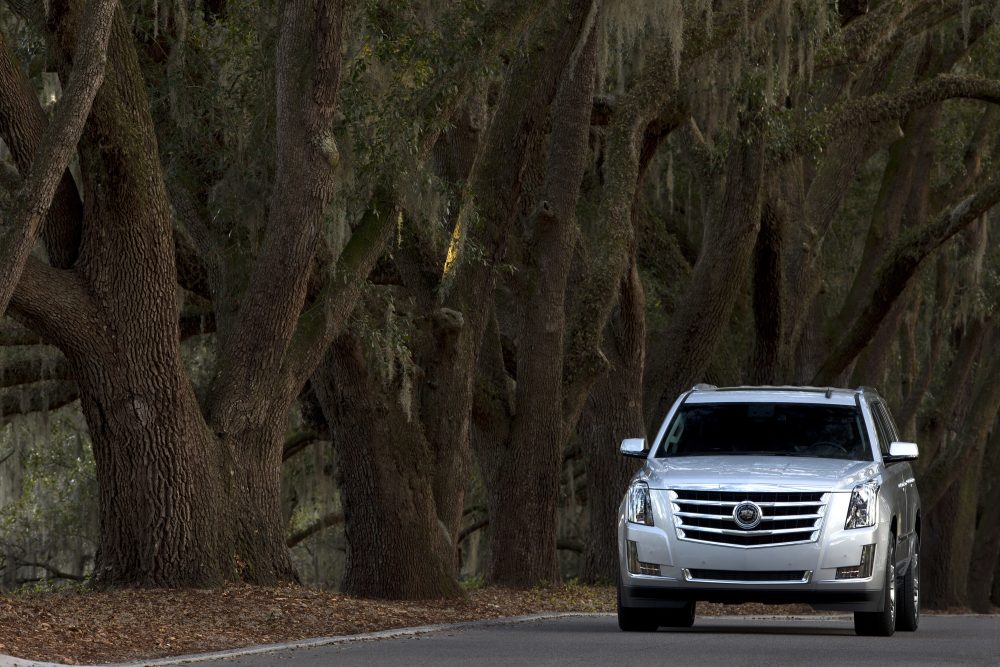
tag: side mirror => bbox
[620,437,648,458]
[886,441,918,462]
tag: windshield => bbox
[655,402,873,461]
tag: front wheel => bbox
[854,536,897,637]
[617,581,658,632]
[658,600,696,628]
[895,535,920,632]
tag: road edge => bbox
[3,612,995,667]
[1,612,605,667]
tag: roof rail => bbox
[855,386,881,396]
[690,383,718,391]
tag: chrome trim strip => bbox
[681,569,813,584]
[673,510,823,521]
[675,534,818,549]
[676,524,819,537]
[666,486,833,493]
[673,499,823,508]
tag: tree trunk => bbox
[898,255,954,435]
[11,2,313,587]
[482,0,599,587]
[921,347,1000,608]
[0,0,115,316]
[923,443,988,609]
[580,258,645,583]
[314,334,462,599]
[923,490,957,609]
[750,199,785,383]
[917,333,1000,510]
[647,105,765,417]
[968,421,1000,612]
[72,356,235,586]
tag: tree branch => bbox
[918,349,1000,511]
[0,318,44,346]
[456,517,582,555]
[0,352,71,389]
[782,75,1000,161]
[458,517,489,544]
[208,0,347,431]
[0,381,79,420]
[930,106,999,209]
[0,0,116,320]
[286,511,343,548]
[11,559,86,582]
[281,0,550,391]
[282,429,323,462]
[9,258,104,356]
[282,193,398,391]
[408,0,551,156]
[813,174,1000,383]
[564,2,780,417]
[0,32,84,268]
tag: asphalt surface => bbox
[204,614,1000,667]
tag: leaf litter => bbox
[0,584,821,664]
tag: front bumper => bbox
[618,490,889,612]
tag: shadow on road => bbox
[544,616,857,638]
[661,624,854,637]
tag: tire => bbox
[617,581,659,632]
[854,535,897,637]
[658,600,696,628]
[895,535,920,632]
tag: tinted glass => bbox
[656,402,873,461]
[870,401,892,455]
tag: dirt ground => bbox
[0,583,827,664]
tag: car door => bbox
[870,400,912,551]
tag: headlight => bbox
[845,479,879,529]
[626,481,653,526]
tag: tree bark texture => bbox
[313,334,463,599]
[897,255,954,435]
[917,324,999,512]
[824,91,935,385]
[915,317,988,465]
[967,422,1000,612]
[812,170,1000,384]
[3,0,348,587]
[0,0,115,317]
[208,0,345,435]
[580,257,645,583]
[750,199,785,383]
[0,35,83,268]
[480,0,600,587]
[303,99,487,599]
[647,107,765,420]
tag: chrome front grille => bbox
[670,490,827,548]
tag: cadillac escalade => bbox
[617,385,920,636]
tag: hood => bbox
[641,455,878,492]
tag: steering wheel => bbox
[808,440,850,455]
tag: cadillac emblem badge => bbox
[733,501,763,530]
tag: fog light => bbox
[836,543,876,579]
[626,540,661,576]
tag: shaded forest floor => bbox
[0,584,990,665]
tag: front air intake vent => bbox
[686,569,810,583]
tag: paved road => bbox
[206,614,1000,667]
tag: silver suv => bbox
[617,386,920,636]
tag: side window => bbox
[664,413,686,453]
[869,401,892,456]
[879,402,902,442]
